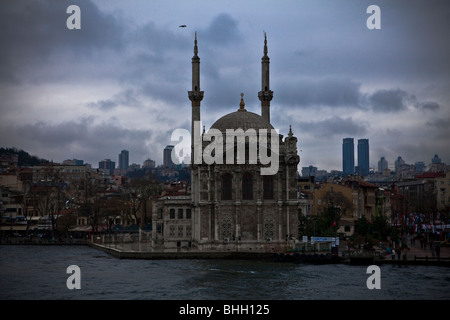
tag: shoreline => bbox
[2,239,449,267]
[88,242,450,266]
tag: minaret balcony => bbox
[188,90,204,102]
[258,90,273,102]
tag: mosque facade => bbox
[151,34,300,252]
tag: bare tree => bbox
[122,176,161,227]
[68,170,104,233]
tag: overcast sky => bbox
[1,0,449,172]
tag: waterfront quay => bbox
[2,235,449,266]
[87,239,450,267]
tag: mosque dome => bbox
[209,93,274,133]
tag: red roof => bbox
[416,172,445,179]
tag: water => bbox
[0,245,449,300]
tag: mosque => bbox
[151,33,301,252]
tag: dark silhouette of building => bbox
[163,145,175,167]
[119,150,129,171]
[357,139,369,176]
[342,138,354,176]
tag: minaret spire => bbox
[263,32,268,57]
[194,31,198,57]
[258,32,273,124]
[188,32,204,168]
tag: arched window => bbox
[242,173,253,200]
[263,175,274,199]
[222,173,232,200]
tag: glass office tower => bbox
[342,138,354,176]
[357,139,369,176]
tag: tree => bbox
[68,170,103,233]
[317,190,352,236]
[16,180,35,234]
[29,166,67,236]
[353,214,394,248]
[122,175,161,227]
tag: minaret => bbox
[258,32,273,124]
[188,32,204,163]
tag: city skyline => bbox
[1,0,449,172]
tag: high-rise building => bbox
[98,159,115,175]
[62,159,84,166]
[432,154,441,164]
[119,150,129,171]
[302,165,318,177]
[378,156,388,173]
[395,156,405,173]
[342,138,354,176]
[163,145,175,167]
[357,139,369,176]
[143,158,156,168]
[414,161,425,173]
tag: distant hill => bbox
[0,147,50,166]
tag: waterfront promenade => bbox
[2,236,449,266]
[87,240,450,266]
[386,240,450,262]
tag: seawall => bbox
[89,242,274,260]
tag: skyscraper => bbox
[395,156,405,173]
[98,159,115,175]
[342,138,354,176]
[119,150,129,171]
[357,139,369,176]
[378,156,388,173]
[432,154,441,164]
[163,145,175,167]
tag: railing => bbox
[93,232,154,252]
[0,236,88,245]
[414,255,450,262]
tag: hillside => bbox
[0,147,50,167]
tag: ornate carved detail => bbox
[221,213,233,239]
[258,90,273,103]
[188,90,204,102]
[263,213,275,240]
[287,155,300,165]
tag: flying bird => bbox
[179,25,187,28]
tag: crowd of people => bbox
[386,211,449,260]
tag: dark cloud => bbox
[360,88,443,114]
[295,116,367,137]
[365,88,412,113]
[274,77,363,109]
[0,0,124,84]
[1,1,449,170]
[0,117,159,165]
[87,90,141,110]
[417,101,440,111]
[426,117,450,140]
[200,13,242,46]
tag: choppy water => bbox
[0,245,449,300]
